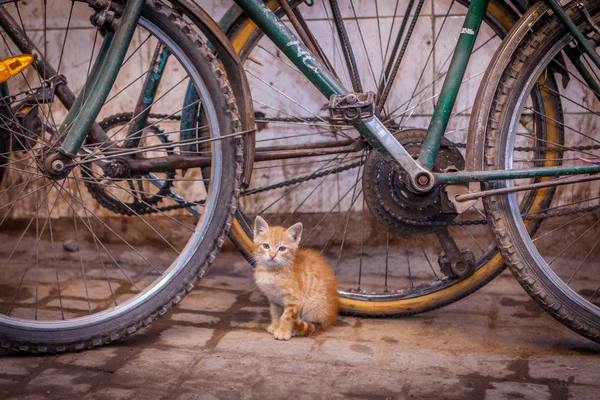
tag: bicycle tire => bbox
[0,0,242,352]
[484,0,600,342]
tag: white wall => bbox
[1,0,598,221]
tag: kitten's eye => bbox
[262,243,270,249]
[278,246,286,252]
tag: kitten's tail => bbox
[293,320,322,337]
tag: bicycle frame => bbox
[230,0,600,190]
[6,0,599,190]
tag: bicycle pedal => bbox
[329,92,375,123]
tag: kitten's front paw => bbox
[273,328,292,341]
[267,323,279,334]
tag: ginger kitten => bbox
[252,216,339,340]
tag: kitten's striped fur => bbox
[252,216,339,340]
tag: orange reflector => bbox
[0,54,34,83]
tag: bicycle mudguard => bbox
[172,0,256,187]
[465,1,549,172]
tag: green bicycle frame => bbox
[124,44,171,149]
[55,0,600,186]
[231,0,600,186]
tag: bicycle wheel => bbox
[0,0,241,352]
[485,0,600,342]
[224,0,562,315]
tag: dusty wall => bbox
[1,0,598,223]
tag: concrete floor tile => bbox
[406,376,471,400]
[529,355,600,385]
[108,348,198,391]
[484,382,551,400]
[230,307,270,329]
[186,352,262,383]
[53,347,121,369]
[315,338,386,365]
[215,330,314,358]
[178,290,238,313]
[0,357,41,376]
[169,312,221,325]
[388,349,456,374]
[330,367,405,399]
[158,326,214,349]
[82,387,164,400]
[566,385,600,400]
[250,373,327,400]
[25,367,97,396]
[176,380,251,400]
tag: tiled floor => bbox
[1,250,599,400]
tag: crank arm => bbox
[435,227,475,278]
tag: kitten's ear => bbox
[253,216,269,239]
[286,222,303,244]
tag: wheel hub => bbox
[363,129,465,235]
[42,152,72,180]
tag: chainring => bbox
[83,113,176,216]
[363,129,465,235]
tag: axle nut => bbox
[43,152,71,180]
[51,159,65,172]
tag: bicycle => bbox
[0,0,599,352]
[222,0,522,317]
[220,0,600,341]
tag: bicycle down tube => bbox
[233,0,600,189]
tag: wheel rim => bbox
[503,21,600,318]
[0,1,225,329]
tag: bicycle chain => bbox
[242,160,364,196]
[84,118,600,223]
[84,112,187,216]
